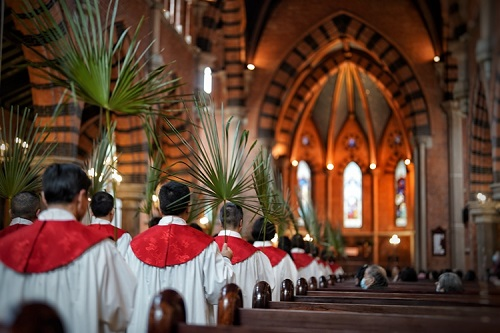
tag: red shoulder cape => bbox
[87,224,126,241]
[0,220,109,273]
[257,246,287,267]
[0,224,28,239]
[131,224,213,267]
[292,252,314,270]
[214,235,258,265]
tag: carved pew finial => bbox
[319,276,328,288]
[253,281,272,308]
[309,276,318,291]
[148,289,186,333]
[296,277,308,295]
[280,279,294,301]
[11,302,64,333]
[218,283,243,325]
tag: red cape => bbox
[0,224,29,239]
[291,252,314,269]
[87,224,126,241]
[0,220,109,273]
[131,224,213,267]
[257,246,287,267]
[214,235,258,265]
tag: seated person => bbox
[361,264,389,289]
[435,272,464,293]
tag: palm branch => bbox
[322,222,346,258]
[252,147,292,239]
[161,96,264,237]
[0,106,58,227]
[17,0,182,115]
[140,113,168,216]
[297,192,321,244]
[84,121,119,197]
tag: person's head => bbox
[355,264,368,287]
[436,272,464,293]
[251,217,276,242]
[10,191,40,221]
[399,267,418,282]
[278,236,292,257]
[90,191,114,220]
[361,264,389,289]
[464,270,476,281]
[291,233,305,249]
[42,163,91,220]
[158,181,190,217]
[189,222,203,232]
[148,216,162,228]
[219,202,243,231]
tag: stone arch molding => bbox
[258,12,431,152]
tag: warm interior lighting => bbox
[433,55,440,63]
[303,233,313,242]
[199,216,209,225]
[477,192,487,203]
[271,233,278,246]
[369,163,376,170]
[327,163,334,170]
[404,159,411,165]
[291,160,299,167]
[247,63,255,70]
[152,194,159,203]
[389,234,401,245]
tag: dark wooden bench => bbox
[148,284,498,333]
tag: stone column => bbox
[469,201,500,281]
[371,168,381,264]
[442,100,467,271]
[414,135,432,271]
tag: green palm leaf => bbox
[297,191,321,244]
[161,96,263,223]
[17,0,182,115]
[84,122,119,197]
[0,106,58,226]
[322,222,346,257]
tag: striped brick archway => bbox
[258,12,431,150]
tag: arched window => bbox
[343,162,362,228]
[297,160,312,224]
[395,160,407,227]
[203,67,212,94]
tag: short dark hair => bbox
[291,234,305,249]
[148,216,162,228]
[42,164,91,204]
[159,181,190,216]
[11,192,40,220]
[251,217,276,242]
[219,202,243,229]
[90,191,114,217]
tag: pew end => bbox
[148,289,186,333]
[280,279,294,301]
[217,283,243,325]
[252,281,272,308]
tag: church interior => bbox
[1,0,500,279]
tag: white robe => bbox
[217,230,275,308]
[291,248,322,281]
[253,241,298,302]
[0,209,137,333]
[90,217,131,257]
[125,216,234,331]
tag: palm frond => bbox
[0,106,58,199]
[160,95,263,221]
[17,0,182,115]
[297,191,321,244]
[252,147,294,238]
[84,122,119,197]
[322,222,346,258]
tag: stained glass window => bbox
[343,162,362,228]
[395,160,407,227]
[297,161,312,225]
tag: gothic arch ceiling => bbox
[246,1,443,159]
